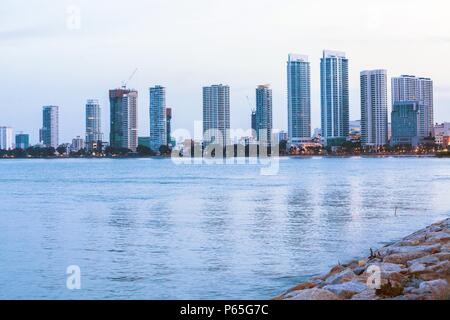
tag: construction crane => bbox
[246,96,255,112]
[121,68,138,89]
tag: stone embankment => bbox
[277,219,450,300]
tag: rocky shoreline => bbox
[277,219,450,300]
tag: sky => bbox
[1,0,450,144]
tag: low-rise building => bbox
[391,101,421,147]
[434,122,450,146]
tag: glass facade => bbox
[41,106,59,148]
[287,54,311,144]
[15,134,29,149]
[85,99,102,149]
[320,51,349,146]
[109,89,138,151]
[391,101,420,146]
[255,85,273,145]
[149,86,167,151]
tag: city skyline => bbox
[0,67,446,149]
[2,0,450,144]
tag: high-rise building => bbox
[251,109,257,139]
[85,99,103,150]
[0,127,14,150]
[41,106,59,148]
[166,107,172,147]
[255,84,273,145]
[109,88,138,152]
[320,50,349,146]
[391,101,421,147]
[392,75,434,138]
[202,84,230,145]
[287,54,311,144]
[149,86,167,151]
[15,133,29,149]
[360,70,389,147]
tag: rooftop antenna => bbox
[121,68,138,89]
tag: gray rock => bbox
[288,288,340,300]
[408,262,427,273]
[324,268,357,285]
[353,266,366,276]
[369,262,404,273]
[416,279,449,299]
[406,255,440,267]
[384,251,429,264]
[379,244,441,256]
[427,232,450,243]
[323,281,368,299]
[432,252,450,261]
[351,289,377,300]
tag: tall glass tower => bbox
[320,50,349,146]
[41,106,59,148]
[149,86,167,151]
[360,70,388,147]
[202,84,230,145]
[255,84,273,146]
[85,99,103,149]
[391,75,434,138]
[109,88,138,152]
[287,54,311,145]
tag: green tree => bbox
[137,145,156,156]
[159,145,171,156]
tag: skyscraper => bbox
[41,106,59,148]
[15,133,29,149]
[320,50,349,146]
[391,75,434,138]
[149,86,167,151]
[255,84,273,145]
[360,70,389,147]
[109,88,138,152]
[391,101,421,147]
[287,54,311,144]
[85,99,102,150]
[166,107,172,147]
[0,127,13,150]
[202,84,230,145]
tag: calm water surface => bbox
[0,157,449,299]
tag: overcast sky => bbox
[1,0,450,143]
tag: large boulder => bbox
[324,268,357,285]
[351,289,377,300]
[368,262,405,273]
[287,288,340,300]
[384,251,430,265]
[323,281,368,299]
[427,232,450,244]
[407,255,440,267]
[379,244,441,257]
[412,279,449,300]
